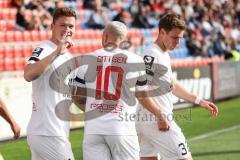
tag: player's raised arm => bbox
[24,33,73,82]
[0,98,21,139]
[172,80,218,117]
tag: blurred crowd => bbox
[10,0,240,60]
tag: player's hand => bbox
[10,122,21,139]
[157,116,170,131]
[57,32,74,55]
[199,100,218,117]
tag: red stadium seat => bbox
[74,30,82,39]
[13,45,23,57]
[3,46,14,58]
[31,30,39,41]
[23,31,31,41]
[3,46,14,71]
[77,45,85,54]
[0,21,7,31]
[0,9,17,20]
[13,45,24,70]
[39,31,48,41]
[0,1,3,9]
[0,32,5,42]
[2,0,10,8]
[71,45,79,54]
[5,31,14,42]
[23,45,33,57]
[15,31,23,42]
[87,30,96,39]
[47,30,52,39]
[4,57,14,71]
[128,29,141,38]
[9,9,17,20]
[7,20,15,30]
[94,30,102,39]
[0,10,2,19]
[1,9,9,19]
[0,47,4,71]
[151,28,158,37]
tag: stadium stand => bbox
[1,0,240,71]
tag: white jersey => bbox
[73,48,147,135]
[27,40,72,137]
[137,43,174,122]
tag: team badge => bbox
[32,47,43,58]
[143,55,155,76]
[144,56,154,68]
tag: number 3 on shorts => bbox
[178,143,188,155]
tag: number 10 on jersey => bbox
[96,66,124,101]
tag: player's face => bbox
[162,28,184,51]
[51,16,76,43]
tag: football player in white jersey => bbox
[71,21,169,160]
[24,7,76,160]
[0,98,21,139]
[137,14,219,160]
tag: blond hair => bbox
[104,21,127,40]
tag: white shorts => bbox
[137,121,191,160]
[27,135,74,160]
[83,135,139,160]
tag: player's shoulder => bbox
[141,44,160,65]
[124,50,144,63]
[36,40,54,50]
[32,41,54,55]
[142,43,159,58]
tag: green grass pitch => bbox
[0,98,240,160]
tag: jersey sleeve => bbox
[27,46,48,64]
[68,65,88,88]
[135,57,148,91]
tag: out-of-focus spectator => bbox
[131,2,153,28]
[113,9,132,27]
[86,2,109,29]
[227,38,240,61]
[41,0,56,15]
[25,0,38,10]
[16,6,32,30]
[83,0,96,10]
[186,31,203,57]
[32,2,52,30]
[11,0,22,8]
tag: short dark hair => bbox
[158,14,186,32]
[52,7,77,23]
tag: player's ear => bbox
[102,32,108,44]
[159,28,165,35]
